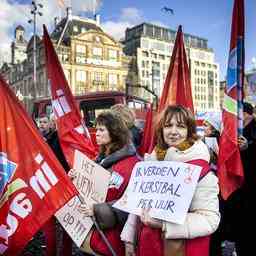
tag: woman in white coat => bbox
[121,105,220,256]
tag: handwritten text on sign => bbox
[114,161,202,224]
[55,150,110,247]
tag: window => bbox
[142,51,149,57]
[151,53,157,59]
[94,72,103,81]
[109,74,117,85]
[76,45,86,53]
[76,70,86,82]
[159,54,165,60]
[93,47,102,58]
[109,49,117,60]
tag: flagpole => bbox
[237,36,244,137]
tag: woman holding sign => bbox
[80,111,139,256]
[121,105,220,256]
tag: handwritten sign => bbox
[55,150,110,247]
[113,161,202,224]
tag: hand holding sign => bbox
[78,204,94,217]
[141,208,163,229]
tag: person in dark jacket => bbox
[79,111,139,256]
[41,114,70,172]
[39,114,71,256]
[226,102,256,256]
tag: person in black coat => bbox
[224,102,256,256]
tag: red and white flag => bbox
[43,25,97,166]
[0,76,78,255]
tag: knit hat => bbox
[204,112,221,132]
[243,102,254,115]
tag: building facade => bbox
[124,23,220,112]
[0,8,135,114]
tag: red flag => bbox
[158,25,194,114]
[218,0,244,200]
[43,25,97,166]
[0,76,77,255]
[138,104,155,155]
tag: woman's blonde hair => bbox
[110,104,135,129]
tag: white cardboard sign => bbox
[55,150,110,247]
[113,161,202,224]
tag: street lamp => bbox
[16,89,33,101]
[28,1,43,99]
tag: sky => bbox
[0,0,256,80]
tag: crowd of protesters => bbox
[21,101,256,256]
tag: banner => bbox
[158,25,194,114]
[43,25,97,167]
[55,150,110,247]
[113,161,201,225]
[0,76,77,255]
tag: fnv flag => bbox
[43,25,97,166]
[0,76,78,255]
[158,25,194,114]
[218,0,244,200]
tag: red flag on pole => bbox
[158,25,194,114]
[0,76,77,255]
[144,26,194,153]
[138,104,154,155]
[218,0,244,200]
[43,25,97,166]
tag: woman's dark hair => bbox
[96,111,131,155]
[155,105,199,149]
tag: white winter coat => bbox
[121,140,220,243]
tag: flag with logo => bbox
[218,0,244,200]
[43,25,97,166]
[158,25,194,114]
[0,76,78,255]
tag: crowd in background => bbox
[22,102,256,256]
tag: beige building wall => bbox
[135,37,220,112]
[124,23,220,112]
[189,48,220,112]
[0,15,134,114]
